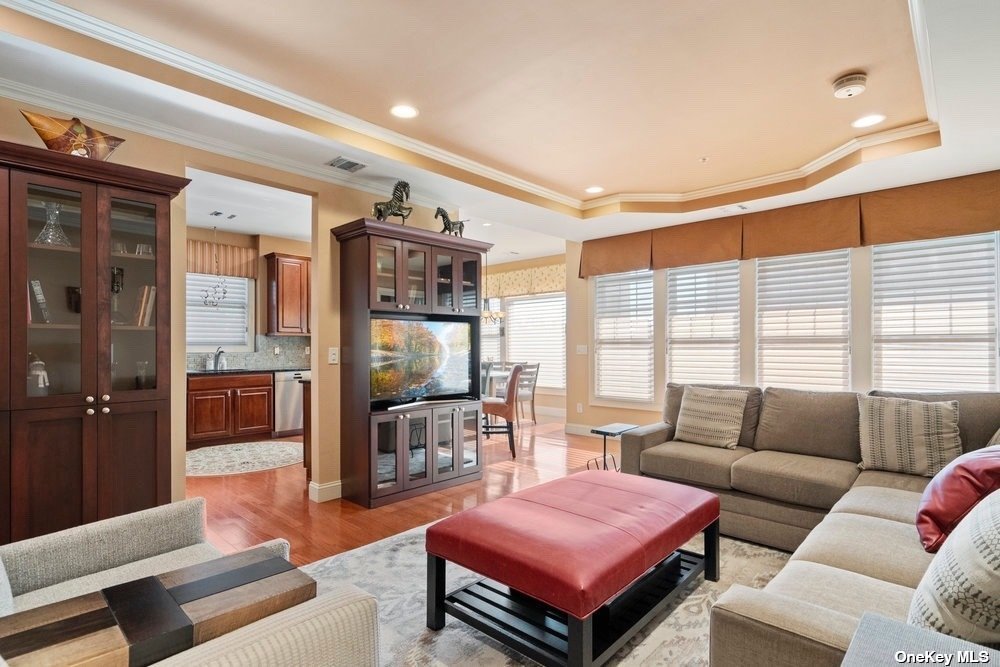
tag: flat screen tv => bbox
[370,318,472,407]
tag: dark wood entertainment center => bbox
[333,218,491,508]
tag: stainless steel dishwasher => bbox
[274,370,311,434]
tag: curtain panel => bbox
[487,263,566,298]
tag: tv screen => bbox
[370,318,472,405]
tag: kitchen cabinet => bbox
[0,139,186,544]
[265,252,310,335]
[187,372,274,446]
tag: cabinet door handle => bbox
[102,407,111,414]
[404,413,410,419]
[403,304,410,310]
[86,408,95,416]
[397,304,404,310]
[397,415,404,420]
[101,394,111,402]
[85,396,95,403]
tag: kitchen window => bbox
[186,273,255,351]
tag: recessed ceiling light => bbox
[585,186,604,194]
[851,113,886,128]
[698,157,709,163]
[390,104,419,119]
[482,222,492,227]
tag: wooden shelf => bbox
[112,325,155,331]
[28,243,79,253]
[111,252,155,261]
[28,323,79,330]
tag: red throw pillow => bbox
[915,445,1000,552]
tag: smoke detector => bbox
[833,73,868,99]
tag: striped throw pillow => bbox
[908,489,1000,647]
[858,395,962,477]
[674,386,749,449]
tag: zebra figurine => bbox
[372,180,413,224]
[435,208,467,237]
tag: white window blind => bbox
[505,293,566,389]
[757,249,851,390]
[594,271,654,401]
[480,297,504,363]
[872,233,998,391]
[186,273,252,347]
[666,261,740,384]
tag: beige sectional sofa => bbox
[621,383,1000,666]
[0,498,378,667]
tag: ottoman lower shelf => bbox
[430,549,706,667]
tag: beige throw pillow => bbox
[674,386,748,449]
[908,489,1000,647]
[858,395,962,477]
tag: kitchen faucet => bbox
[214,346,226,371]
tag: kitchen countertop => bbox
[186,368,310,376]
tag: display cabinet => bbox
[265,252,311,335]
[335,218,491,508]
[0,139,187,543]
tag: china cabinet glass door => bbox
[10,172,97,409]
[372,413,403,497]
[371,238,400,310]
[460,404,482,474]
[433,406,460,481]
[461,254,480,314]
[404,411,431,488]
[99,189,168,402]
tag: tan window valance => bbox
[186,239,258,279]
[861,170,1000,246]
[578,230,652,278]
[652,216,742,269]
[487,263,566,298]
[742,196,861,259]
[577,169,1000,278]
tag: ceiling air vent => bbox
[325,156,367,173]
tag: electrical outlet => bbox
[305,346,311,355]
[576,402,583,414]
[273,346,281,355]
[327,347,339,364]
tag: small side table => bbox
[588,423,638,471]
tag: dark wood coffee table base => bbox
[428,519,720,667]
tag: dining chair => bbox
[515,363,540,425]
[482,364,523,458]
[480,360,493,397]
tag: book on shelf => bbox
[29,280,51,323]
[131,285,156,327]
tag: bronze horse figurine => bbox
[435,207,467,237]
[372,180,413,224]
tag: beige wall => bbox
[0,96,443,502]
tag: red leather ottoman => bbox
[426,470,720,667]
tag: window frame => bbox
[592,270,656,403]
[185,273,256,353]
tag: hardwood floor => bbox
[186,419,614,566]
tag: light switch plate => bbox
[327,347,339,364]
[575,345,588,355]
[273,346,281,355]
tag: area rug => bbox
[302,524,790,665]
[185,441,303,476]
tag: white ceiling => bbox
[0,0,998,261]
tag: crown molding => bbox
[581,120,940,209]
[908,0,939,122]
[0,0,582,209]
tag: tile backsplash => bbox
[186,335,310,371]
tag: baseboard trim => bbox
[535,406,566,418]
[308,480,343,503]
[564,423,602,438]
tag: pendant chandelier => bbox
[481,249,505,325]
[201,226,228,308]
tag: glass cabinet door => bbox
[371,414,403,497]
[403,411,431,488]
[460,254,480,314]
[370,238,400,310]
[10,172,97,409]
[433,407,460,481]
[99,190,166,402]
[460,404,482,474]
[403,243,431,312]
[434,251,455,312]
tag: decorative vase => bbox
[34,202,72,247]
